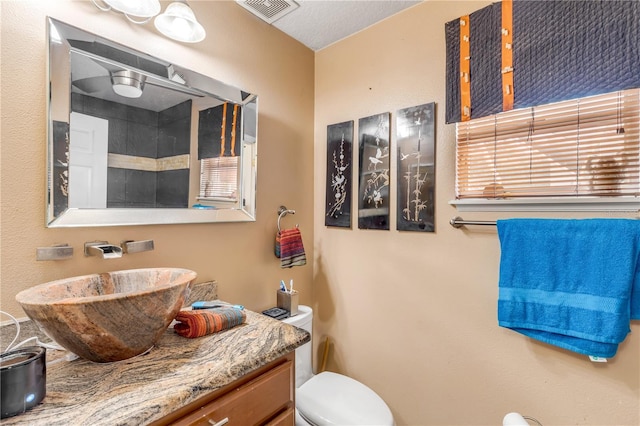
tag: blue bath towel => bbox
[497,218,640,358]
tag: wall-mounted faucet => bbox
[84,241,123,259]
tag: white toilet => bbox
[283,305,394,426]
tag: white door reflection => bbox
[69,112,108,208]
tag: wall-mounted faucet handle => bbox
[84,241,123,259]
[36,244,73,261]
[121,240,154,254]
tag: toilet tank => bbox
[282,305,313,387]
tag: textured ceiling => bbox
[265,0,424,51]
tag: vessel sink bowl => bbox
[15,268,197,363]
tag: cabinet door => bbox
[173,360,293,426]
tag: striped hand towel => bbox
[279,227,307,268]
[173,308,246,338]
[275,231,282,258]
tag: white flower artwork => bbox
[325,121,353,228]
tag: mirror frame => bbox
[46,18,258,227]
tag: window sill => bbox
[196,197,238,203]
[449,197,640,212]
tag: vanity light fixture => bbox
[92,0,206,43]
[92,0,161,24]
[154,1,206,43]
[111,70,146,98]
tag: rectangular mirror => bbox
[46,18,258,227]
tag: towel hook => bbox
[277,205,296,232]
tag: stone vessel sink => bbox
[15,268,197,363]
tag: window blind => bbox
[198,157,238,201]
[455,89,640,199]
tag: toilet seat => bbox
[296,371,394,426]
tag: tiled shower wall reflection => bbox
[71,93,191,208]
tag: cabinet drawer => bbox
[265,407,294,426]
[172,360,293,426]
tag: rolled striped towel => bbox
[279,227,307,268]
[173,308,246,338]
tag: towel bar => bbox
[277,205,296,232]
[450,216,497,228]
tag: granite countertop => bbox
[0,302,309,425]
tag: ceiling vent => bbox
[236,0,299,24]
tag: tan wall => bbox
[3,1,639,424]
[0,1,314,316]
[313,2,639,425]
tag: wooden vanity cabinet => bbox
[152,353,295,426]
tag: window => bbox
[199,157,238,202]
[454,89,640,208]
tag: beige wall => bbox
[313,2,639,425]
[2,1,639,425]
[0,1,314,316]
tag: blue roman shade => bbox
[445,0,640,124]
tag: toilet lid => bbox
[296,371,393,426]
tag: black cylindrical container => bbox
[0,346,46,418]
